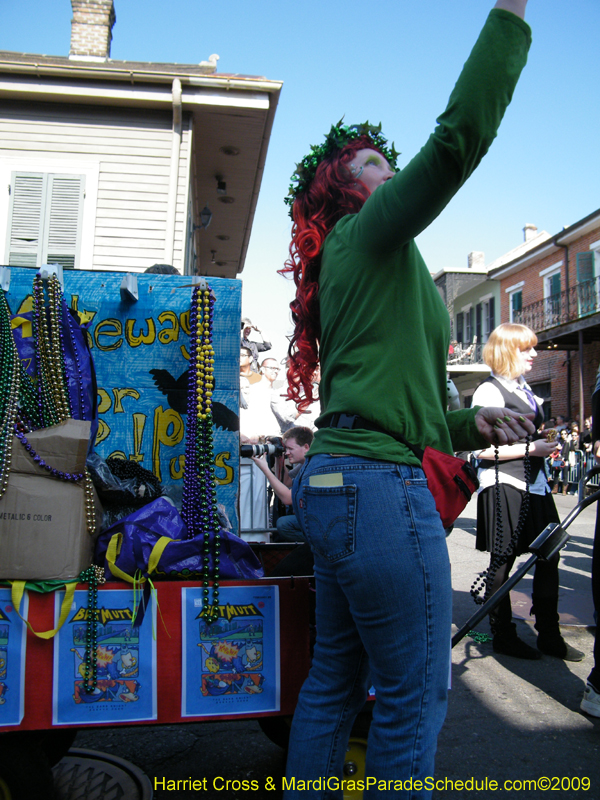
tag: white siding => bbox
[0,102,192,272]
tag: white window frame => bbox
[506,281,524,323]
[541,264,562,327]
[0,157,98,270]
[479,292,493,341]
[591,239,600,278]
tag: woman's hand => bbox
[529,438,559,458]
[494,0,527,20]
[475,407,536,446]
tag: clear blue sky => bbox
[2,1,599,361]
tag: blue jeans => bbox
[275,514,305,542]
[285,455,451,800]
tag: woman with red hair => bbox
[282,2,533,797]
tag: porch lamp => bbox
[194,205,213,231]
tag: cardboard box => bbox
[0,419,101,581]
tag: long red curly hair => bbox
[280,135,385,412]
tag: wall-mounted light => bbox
[211,250,216,264]
[193,204,213,231]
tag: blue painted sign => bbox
[4,269,241,533]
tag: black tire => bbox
[37,728,79,767]
[258,715,293,749]
[0,733,55,800]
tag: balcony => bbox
[448,341,484,365]
[514,279,600,343]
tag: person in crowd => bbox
[472,323,583,662]
[240,346,279,441]
[279,3,536,794]
[557,427,573,495]
[144,263,180,274]
[260,357,281,386]
[240,346,262,387]
[581,417,593,454]
[549,437,567,494]
[581,371,600,717]
[251,426,313,542]
[271,357,303,434]
[555,414,567,433]
[241,318,272,371]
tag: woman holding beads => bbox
[281,2,534,797]
[472,323,584,661]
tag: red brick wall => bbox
[499,224,600,421]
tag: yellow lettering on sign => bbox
[157,311,180,344]
[179,310,191,360]
[95,319,123,351]
[125,318,156,348]
[152,406,184,483]
[131,413,146,463]
[112,388,141,414]
[97,388,112,414]
[94,419,111,445]
[170,454,185,480]
[214,451,233,486]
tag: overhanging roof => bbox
[0,51,283,278]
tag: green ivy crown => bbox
[285,119,400,217]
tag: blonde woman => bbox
[473,323,583,661]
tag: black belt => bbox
[317,412,422,459]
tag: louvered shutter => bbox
[5,172,84,269]
[488,296,495,333]
[576,251,596,316]
[6,174,45,266]
[43,176,85,269]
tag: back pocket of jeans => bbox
[300,485,357,562]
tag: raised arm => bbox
[495,0,527,20]
[347,3,532,253]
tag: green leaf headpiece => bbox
[285,119,400,217]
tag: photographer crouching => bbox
[251,427,313,542]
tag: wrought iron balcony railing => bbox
[447,342,485,366]
[514,278,600,332]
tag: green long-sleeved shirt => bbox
[311,9,532,465]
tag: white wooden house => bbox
[0,0,282,278]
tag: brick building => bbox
[488,208,600,423]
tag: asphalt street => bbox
[74,492,600,800]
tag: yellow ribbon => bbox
[10,579,77,639]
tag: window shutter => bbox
[489,297,495,332]
[456,313,464,343]
[476,303,482,340]
[43,176,85,269]
[576,251,594,283]
[576,252,596,316]
[5,172,84,269]
[6,174,45,266]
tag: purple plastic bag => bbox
[95,497,264,581]
[10,304,98,442]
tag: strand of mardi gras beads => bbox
[181,285,220,624]
[78,564,105,693]
[33,274,61,426]
[0,290,20,500]
[46,275,72,420]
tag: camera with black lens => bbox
[240,436,284,462]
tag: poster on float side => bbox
[0,587,27,727]
[181,585,280,718]
[52,588,157,725]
